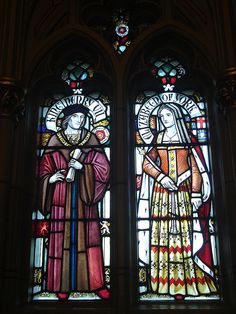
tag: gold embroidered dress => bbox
[143,132,217,297]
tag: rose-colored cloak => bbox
[40,131,110,293]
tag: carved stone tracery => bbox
[216,68,236,114]
[0,78,25,123]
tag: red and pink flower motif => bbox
[115,24,129,37]
[93,127,109,144]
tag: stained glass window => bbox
[31,61,111,301]
[113,9,131,54]
[135,58,220,301]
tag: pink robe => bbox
[40,131,110,293]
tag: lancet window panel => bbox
[134,58,220,302]
[30,61,111,301]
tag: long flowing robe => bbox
[141,132,217,297]
[39,129,110,293]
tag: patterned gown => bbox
[143,132,217,297]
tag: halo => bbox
[137,92,204,144]
[45,95,107,132]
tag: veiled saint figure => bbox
[138,103,218,299]
[39,104,110,300]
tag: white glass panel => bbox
[34,238,43,268]
[103,191,110,218]
[102,237,110,266]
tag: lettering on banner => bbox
[137,92,203,144]
[45,95,107,131]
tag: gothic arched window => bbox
[134,57,220,301]
[30,60,111,301]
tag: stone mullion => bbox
[211,0,236,71]
[0,78,25,309]
[111,71,130,314]
[216,68,236,303]
[0,0,27,300]
[0,0,26,77]
[0,1,26,309]
[220,0,236,67]
[0,0,17,75]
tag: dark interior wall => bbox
[0,1,236,313]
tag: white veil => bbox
[137,102,212,278]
